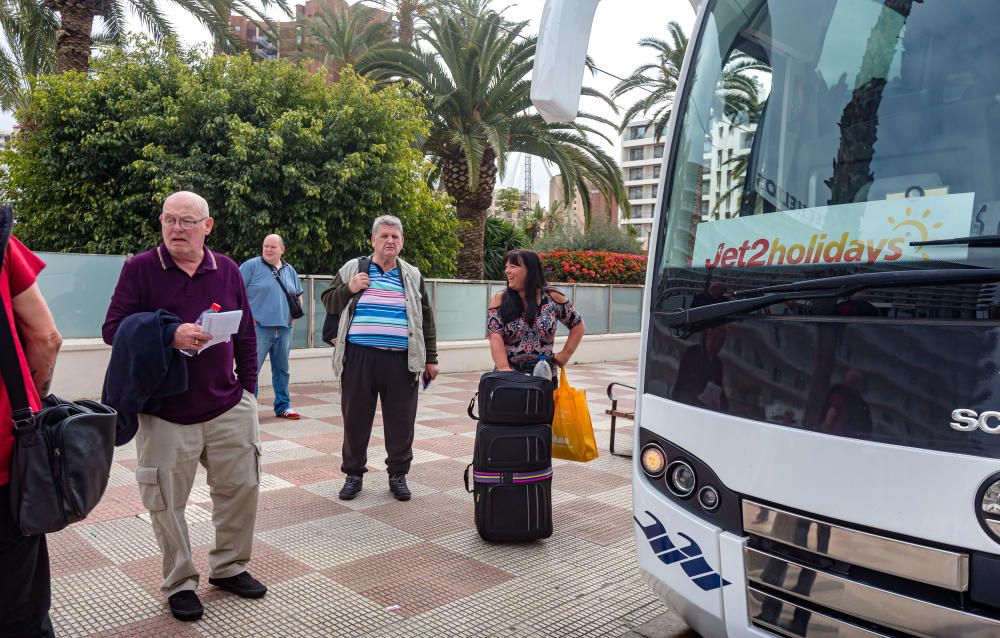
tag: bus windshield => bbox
[648,0,1000,457]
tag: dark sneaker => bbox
[388,474,411,501]
[339,475,363,500]
[208,571,268,599]
[168,590,204,621]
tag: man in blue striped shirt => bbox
[321,215,438,501]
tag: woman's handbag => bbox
[263,258,305,320]
[551,367,598,462]
[0,209,117,535]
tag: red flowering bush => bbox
[539,250,646,285]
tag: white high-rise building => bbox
[701,118,757,220]
[0,131,13,152]
[619,119,663,247]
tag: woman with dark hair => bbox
[487,250,586,377]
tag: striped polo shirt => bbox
[347,262,408,349]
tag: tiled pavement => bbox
[48,361,671,637]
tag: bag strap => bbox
[463,463,473,493]
[467,393,478,421]
[558,366,569,390]
[346,255,372,311]
[0,206,35,429]
[472,467,553,485]
[262,257,295,298]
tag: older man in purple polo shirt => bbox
[103,191,264,622]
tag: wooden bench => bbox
[606,382,636,458]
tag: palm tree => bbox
[364,0,430,45]
[613,21,767,142]
[300,2,393,75]
[47,0,286,73]
[359,1,625,279]
[825,0,919,204]
[0,0,56,111]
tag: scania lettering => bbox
[951,409,1000,434]
[534,1,1000,636]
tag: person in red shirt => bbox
[0,231,63,638]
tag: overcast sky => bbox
[4,0,696,203]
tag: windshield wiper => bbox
[911,234,1000,247]
[660,268,1000,330]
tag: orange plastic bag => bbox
[551,367,598,462]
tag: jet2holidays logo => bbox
[635,511,730,591]
[692,194,973,269]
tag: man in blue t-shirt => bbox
[240,234,304,419]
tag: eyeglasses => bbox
[160,215,208,230]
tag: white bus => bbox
[534,1,1000,636]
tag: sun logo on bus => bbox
[887,207,943,261]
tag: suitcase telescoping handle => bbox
[463,463,474,493]
[467,394,478,421]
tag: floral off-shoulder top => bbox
[487,290,583,370]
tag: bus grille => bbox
[741,500,1000,637]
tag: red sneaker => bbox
[278,409,301,420]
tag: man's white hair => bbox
[163,191,210,217]
[371,215,403,237]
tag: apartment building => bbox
[0,130,13,152]
[548,174,617,228]
[230,16,279,59]
[701,118,756,221]
[230,0,391,76]
[490,190,539,223]
[620,119,663,246]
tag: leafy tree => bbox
[359,0,625,280]
[534,217,641,255]
[483,216,529,281]
[3,40,458,276]
[300,2,394,76]
[613,21,767,141]
[494,186,521,213]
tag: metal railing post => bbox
[608,285,615,333]
[306,277,315,349]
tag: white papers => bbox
[198,310,243,353]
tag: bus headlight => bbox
[977,473,1000,544]
[667,461,697,497]
[640,444,667,477]
[698,486,720,512]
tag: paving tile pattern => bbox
[48,361,664,636]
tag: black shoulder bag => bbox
[263,258,304,320]
[0,208,117,535]
[321,256,370,346]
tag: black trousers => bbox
[340,344,419,477]
[0,484,55,638]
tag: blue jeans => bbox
[255,324,293,415]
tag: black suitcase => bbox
[464,422,553,542]
[467,371,554,426]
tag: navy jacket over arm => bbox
[102,310,188,446]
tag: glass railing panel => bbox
[311,277,333,348]
[36,252,127,339]
[548,282,575,337]
[572,285,609,335]
[435,282,488,340]
[611,287,643,333]
[290,277,309,348]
